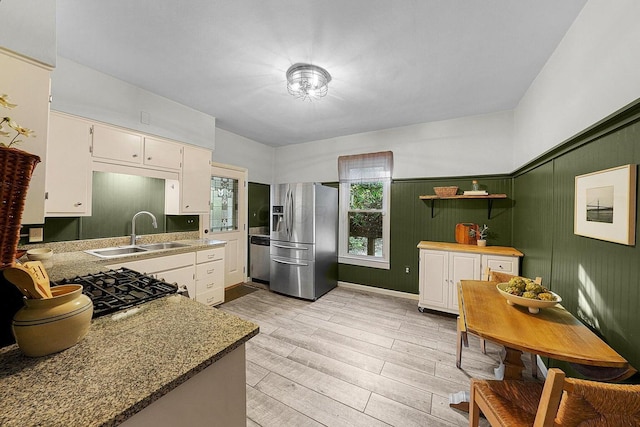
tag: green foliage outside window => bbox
[348,182,383,256]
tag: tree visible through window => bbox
[338,151,392,269]
[348,182,383,256]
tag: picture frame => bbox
[574,164,637,245]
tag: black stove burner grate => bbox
[54,267,178,318]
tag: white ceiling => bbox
[56,1,587,147]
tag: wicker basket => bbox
[433,186,458,197]
[0,147,41,269]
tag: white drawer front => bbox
[196,260,223,282]
[484,255,518,275]
[196,247,225,264]
[195,287,224,306]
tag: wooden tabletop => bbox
[460,280,629,369]
[417,241,523,257]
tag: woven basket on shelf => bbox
[0,147,41,269]
[433,186,458,197]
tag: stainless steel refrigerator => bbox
[270,182,338,300]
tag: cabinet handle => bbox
[185,205,190,208]
[132,154,138,158]
[206,297,215,304]
[147,156,152,160]
[206,282,214,289]
[208,255,216,260]
[207,269,215,274]
[74,202,83,207]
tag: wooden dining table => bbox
[459,279,634,381]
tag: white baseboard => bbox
[337,281,419,301]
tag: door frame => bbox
[202,162,248,287]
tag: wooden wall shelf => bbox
[419,194,507,219]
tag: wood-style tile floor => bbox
[220,285,536,426]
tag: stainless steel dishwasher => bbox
[249,235,270,283]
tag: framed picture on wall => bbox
[574,164,637,245]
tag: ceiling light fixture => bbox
[286,63,332,100]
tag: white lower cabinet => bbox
[105,246,226,306]
[106,252,196,299]
[195,247,225,306]
[418,243,522,314]
[419,250,481,314]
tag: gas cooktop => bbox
[54,268,178,318]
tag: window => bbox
[338,151,392,269]
[209,176,238,231]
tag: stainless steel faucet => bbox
[131,211,158,245]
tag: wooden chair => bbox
[469,367,640,426]
[456,269,541,378]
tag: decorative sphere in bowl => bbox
[496,282,561,314]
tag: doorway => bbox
[206,163,247,288]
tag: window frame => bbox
[337,152,392,270]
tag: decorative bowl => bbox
[26,248,53,261]
[496,282,561,314]
[434,186,458,197]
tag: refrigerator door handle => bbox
[283,187,290,238]
[272,243,308,250]
[287,189,294,240]
[273,258,309,267]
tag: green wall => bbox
[513,107,640,374]
[339,176,513,294]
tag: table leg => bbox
[502,346,525,380]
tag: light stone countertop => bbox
[19,232,228,282]
[0,295,259,427]
[1,233,259,426]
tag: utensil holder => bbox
[12,285,93,357]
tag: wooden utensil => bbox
[23,261,53,298]
[3,264,49,299]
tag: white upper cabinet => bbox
[180,144,212,214]
[45,112,92,216]
[143,137,182,170]
[1,49,51,224]
[92,124,143,164]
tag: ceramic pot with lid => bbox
[12,284,93,357]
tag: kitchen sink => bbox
[86,246,149,258]
[138,242,189,250]
[85,242,190,259]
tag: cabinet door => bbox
[92,124,143,164]
[449,252,481,312]
[1,50,51,224]
[156,265,196,300]
[181,145,211,213]
[107,252,195,274]
[144,137,182,170]
[418,249,448,310]
[46,113,92,216]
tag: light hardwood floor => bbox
[220,285,537,426]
